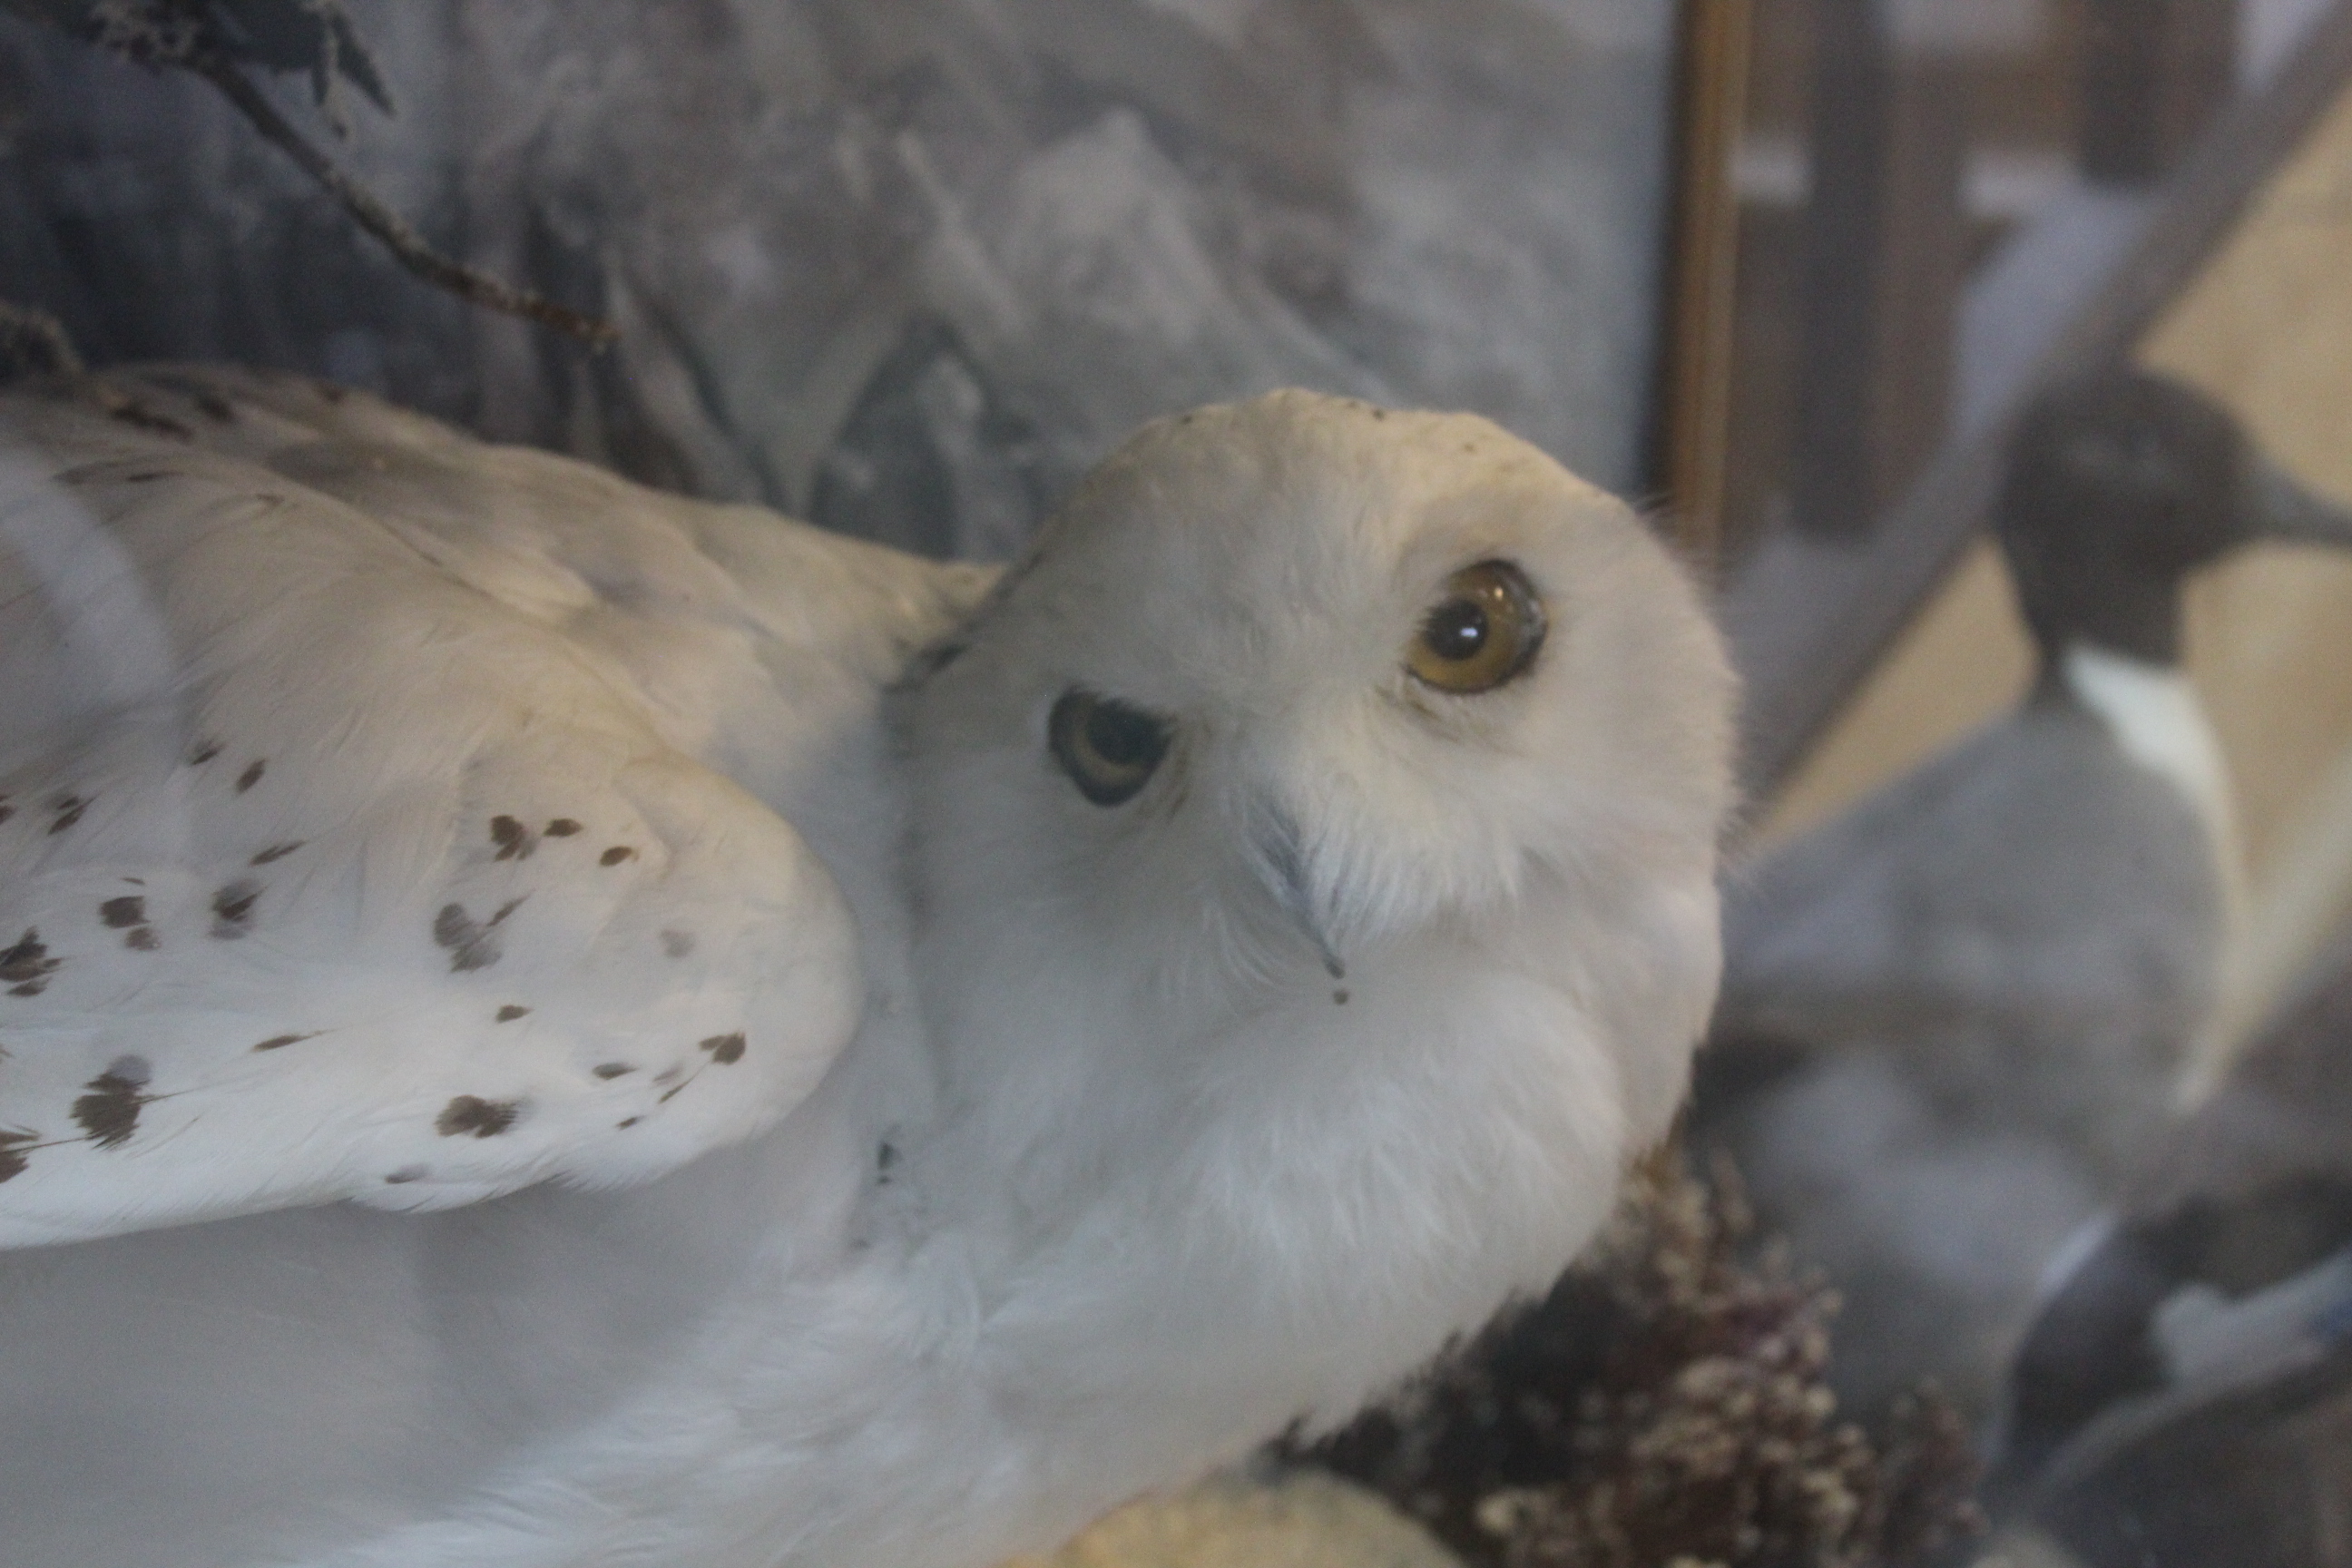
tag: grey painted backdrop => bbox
[0,0,1673,559]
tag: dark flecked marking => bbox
[210,880,260,938]
[73,1058,152,1148]
[490,815,536,861]
[599,846,636,867]
[124,926,160,952]
[122,877,143,886]
[1332,988,1350,1005]
[661,929,694,959]
[187,741,222,766]
[652,1065,683,1085]
[432,897,524,973]
[139,373,238,423]
[47,796,87,834]
[108,402,192,440]
[0,929,59,996]
[436,1095,520,1138]
[250,1033,318,1052]
[318,383,348,404]
[544,818,583,838]
[250,841,304,866]
[700,1032,746,1065]
[235,760,266,793]
[384,1164,426,1184]
[593,1063,633,1079]
[617,1116,642,1129]
[877,1141,899,1175]
[99,896,146,929]
[0,799,13,826]
[495,1004,529,1023]
[0,1129,35,1183]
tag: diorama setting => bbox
[1,3,2349,1566]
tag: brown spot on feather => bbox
[489,816,536,861]
[48,795,87,834]
[235,760,266,793]
[599,846,636,867]
[251,1033,318,1052]
[432,898,524,972]
[250,841,304,866]
[436,1095,520,1138]
[72,1059,152,1148]
[138,373,238,423]
[700,1032,746,1065]
[544,818,582,837]
[495,1004,529,1023]
[211,880,260,937]
[0,929,59,995]
[99,896,145,929]
[107,402,192,440]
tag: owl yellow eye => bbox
[1406,560,1546,694]
[1049,689,1172,807]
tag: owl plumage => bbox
[0,368,1732,1568]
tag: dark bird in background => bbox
[1695,368,2352,1426]
[1990,927,2352,1568]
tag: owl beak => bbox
[1252,805,1347,980]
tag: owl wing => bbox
[0,367,993,1248]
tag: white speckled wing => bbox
[0,367,988,1247]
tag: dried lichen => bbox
[1295,1154,1984,1568]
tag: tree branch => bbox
[188,52,616,345]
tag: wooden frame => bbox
[1652,0,1756,568]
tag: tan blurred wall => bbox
[1753,79,2352,1053]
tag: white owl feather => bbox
[0,368,1730,1568]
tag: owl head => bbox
[905,389,1730,1003]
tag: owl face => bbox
[904,391,1734,1009]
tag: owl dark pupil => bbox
[1085,704,1164,768]
[1423,599,1489,662]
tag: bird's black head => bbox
[1997,368,2352,666]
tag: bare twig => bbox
[5,0,616,345]
[188,53,617,346]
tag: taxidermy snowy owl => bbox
[0,367,1733,1568]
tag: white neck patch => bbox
[2063,643,2248,1100]
[2062,644,2237,853]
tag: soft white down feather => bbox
[0,367,1733,1568]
